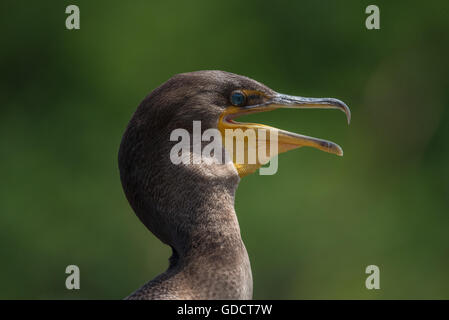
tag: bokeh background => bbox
[1,0,448,299]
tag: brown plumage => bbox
[118,70,349,299]
[119,71,270,299]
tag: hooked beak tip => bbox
[342,102,351,125]
[328,98,351,125]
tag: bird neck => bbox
[120,120,253,298]
[164,185,253,299]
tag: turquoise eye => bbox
[231,91,246,106]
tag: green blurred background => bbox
[1,0,448,299]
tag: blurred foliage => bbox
[0,0,448,299]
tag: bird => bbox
[118,70,350,299]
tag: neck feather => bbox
[126,171,253,300]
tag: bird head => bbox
[144,70,350,177]
[118,70,350,246]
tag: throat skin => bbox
[125,168,253,300]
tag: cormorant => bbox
[118,70,350,299]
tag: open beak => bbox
[218,92,351,177]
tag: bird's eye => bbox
[230,91,246,107]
